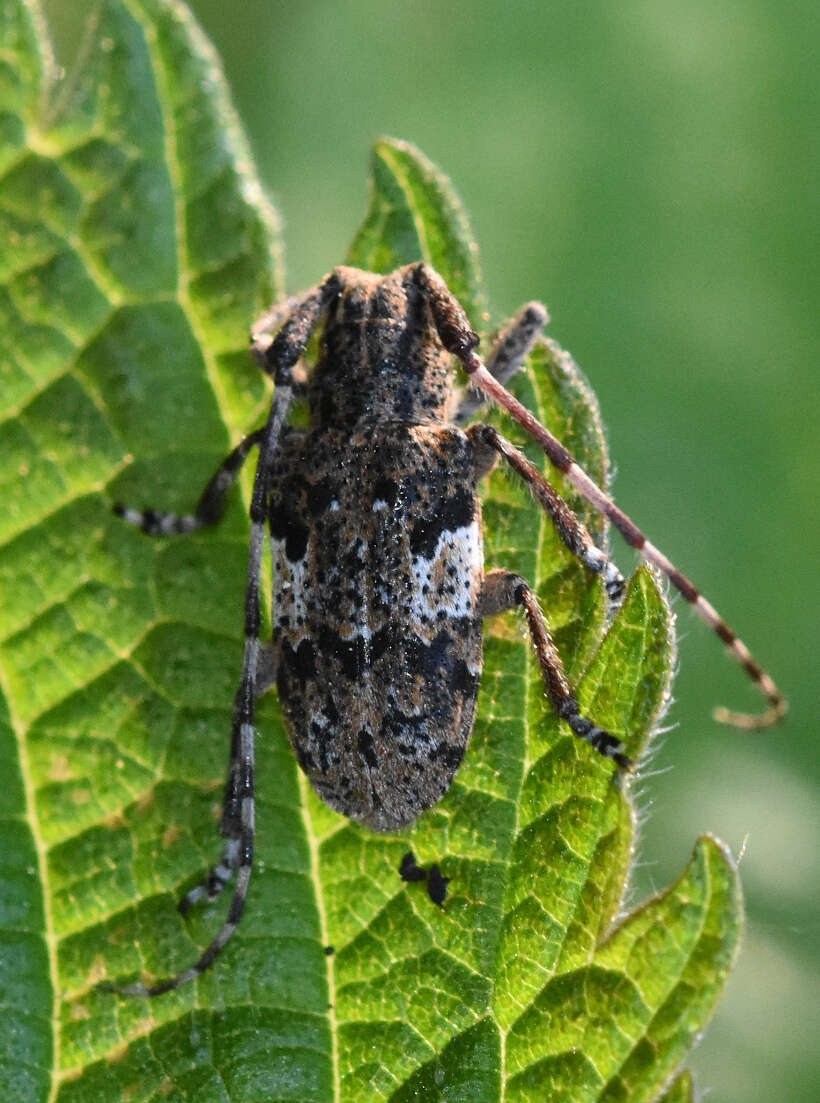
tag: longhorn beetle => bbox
[112,262,785,996]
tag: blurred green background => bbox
[46,2,819,1100]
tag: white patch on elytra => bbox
[410,519,482,621]
[272,537,310,634]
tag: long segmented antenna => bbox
[465,356,786,729]
[418,263,786,730]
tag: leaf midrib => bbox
[378,143,432,270]
[298,771,341,1102]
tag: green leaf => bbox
[656,1070,695,1103]
[347,137,486,328]
[0,4,743,1101]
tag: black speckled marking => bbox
[269,501,309,562]
[409,487,475,558]
[272,411,484,831]
[261,272,488,831]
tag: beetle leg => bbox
[453,301,548,424]
[114,427,266,535]
[480,568,629,767]
[468,424,625,605]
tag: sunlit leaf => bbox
[0,5,742,1100]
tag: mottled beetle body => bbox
[113,260,785,995]
[272,268,483,830]
[273,427,484,830]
